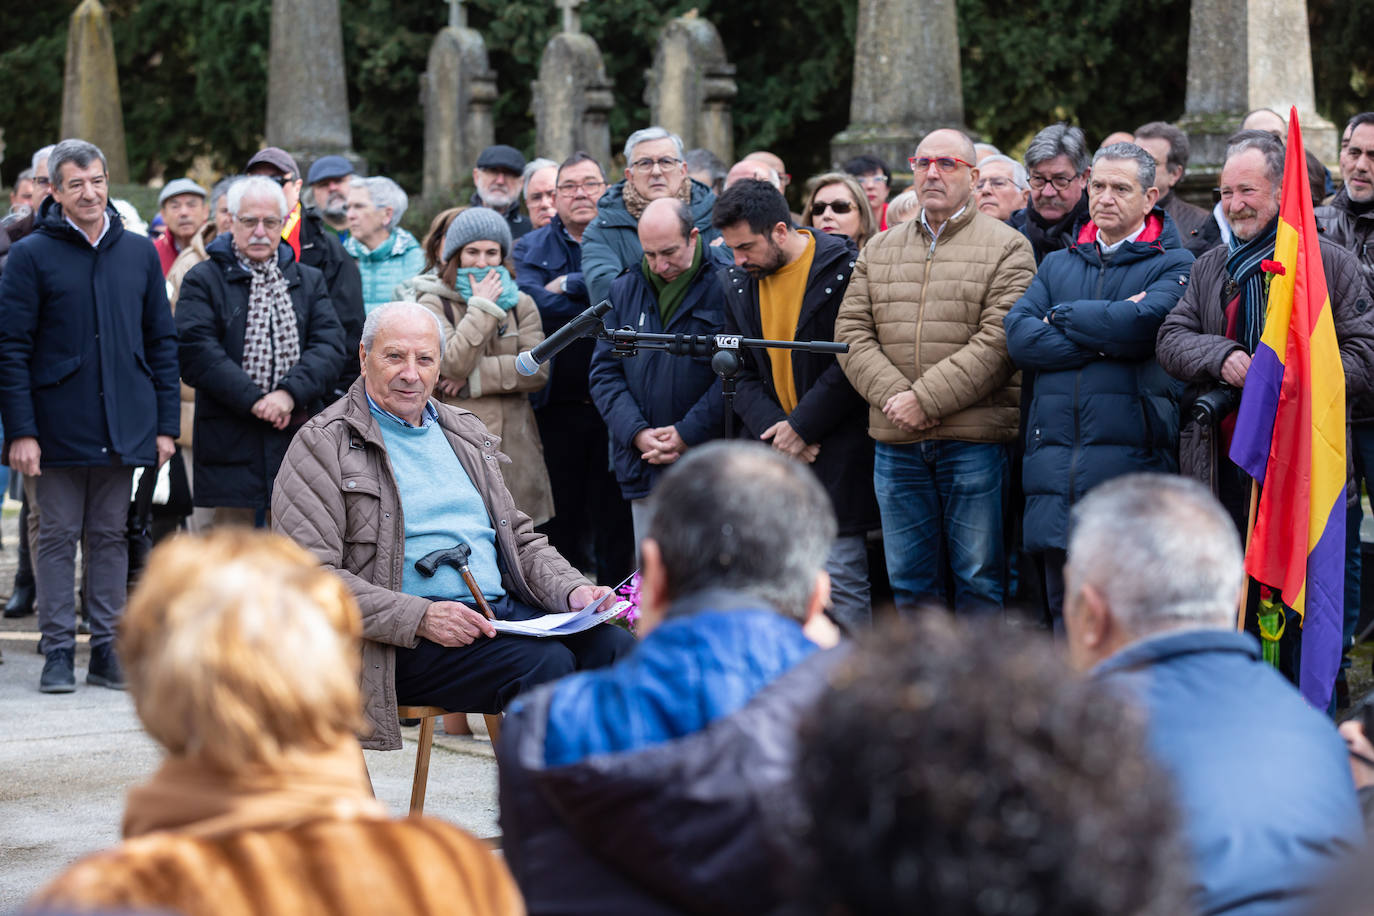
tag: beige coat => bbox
[166,222,217,448]
[412,273,554,526]
[835,207,1036,444]
[271,380,591,750]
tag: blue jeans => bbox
[874,440,1006,613]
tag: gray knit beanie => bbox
[442,206,513,263]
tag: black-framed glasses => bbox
[630,157,683,172]
[910,156,973,173]
[1026,172,1080,190]
[236,215,284,231]
[811,199,855,216]
[556,178,606,196]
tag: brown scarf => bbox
[123,737,386,840]
[234,239,301,394]
[622,175,693,221]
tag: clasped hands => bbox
[883,390,937,434]
[416,584,613,647]
[634,426,687,465]
[251,389,295,430]
[761,420,820,464]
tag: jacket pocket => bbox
[32,353,83,389]
[341,475,382,545]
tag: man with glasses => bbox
[973,154,1031,222]
[843,153,892,230]
[0,139,180,693]
[1010,124,1093,264]
[836,128,1035,615]
[472,143,533,240]
[1134,121,1222,256]
[246,147,363,398]
[521,158,559,232]
[513,152,633,584]
[581,126,723,308]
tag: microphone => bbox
[516,299,613,376]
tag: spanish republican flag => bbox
[1228,108,1345,709]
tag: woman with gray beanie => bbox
[410,206,554,525]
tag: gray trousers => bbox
[825,534,872,630]
[34,466,133,653]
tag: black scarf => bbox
[1023,192,1090,263]
[1224,216,1279,355]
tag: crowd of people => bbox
[6,104,1374,913]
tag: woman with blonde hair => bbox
[801,172,877,251]
[30,529,524,916]
[411,206,554,525]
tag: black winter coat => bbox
[1004,209,1194,552]
[589,245,733,500]
[299,208,364,396]
[513,215,592,408]
[176,236,346,509]
[722,229,878,536]
[0,198,179,467]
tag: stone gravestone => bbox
[830,0,963,174]
[61,0,130,183]
[532,0,614,169]
[422,0,498,201]
[265,0,363,177]
[644,12,737,166]
[1177,0,1337,175]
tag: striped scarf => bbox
[1224,217,1279,355]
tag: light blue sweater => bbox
[371,405,505,603]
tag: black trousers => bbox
[535,402,634,585]
[393,594,636,714]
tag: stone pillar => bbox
[61,0,130,183]
[830,0,963,173]
[421,2,497,201]
[645,12,737,165]
[265,0,363,177]
[532,3,613,170]
[1178,0,1336,173]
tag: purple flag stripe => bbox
[1300,489,1346,709]
[1229,342,1283,482]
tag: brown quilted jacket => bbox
[272,379,590,750]
[835,206,1036,444]
[1157,237,1374,495]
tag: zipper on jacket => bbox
[914,243,935,387]
[1068,371,1082,504]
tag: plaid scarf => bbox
[234,240,301,393]
[621,174,693,221]
[1223,217,1279,355]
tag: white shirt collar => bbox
[1096,220,1146,254]
[65,210,111,248]
[920,204,967,240]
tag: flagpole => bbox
[1237,479,1259,631]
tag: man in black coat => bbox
[246,147,363,398]
[714,179,878,628]
[175,176,346,527]
[0,139,180,693]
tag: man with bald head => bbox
[837,128,1036,613]
[723,159,781,191]
[273,301,635,752]
[590,198,733,543]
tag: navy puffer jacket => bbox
[1004,208,1195,551]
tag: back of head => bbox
[646,441,836,618]
[122,530,363,771]
[1025,123,1091,173]
[1067,473,1242,638]
[798,614,1190,915]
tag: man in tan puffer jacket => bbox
[836,128,1036,613]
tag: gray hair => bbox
[31,145,56,173]
[521,158,558,200]
[624,126,685,163]
[978,154,1029,190]
[48,139,107,189]
[361,301,444,355]
[1092,142,1157,192]
[1024,124,1090,174]
[16,168,34,184]
[974,142,1001,159]
[1067,473,1242,636]
[227,175,288,219]
[646,441,837,619]
[349,175,408,230]
[209,175,242,214]
[1226,129,1286,187]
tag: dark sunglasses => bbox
[811,199,855,216]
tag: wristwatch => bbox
[560,276,569,294]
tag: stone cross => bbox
[421,13,497,200]
[557,0,582,35]
[448,0,465,30]
[645,14,737,164]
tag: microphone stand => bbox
[600,328,848,439]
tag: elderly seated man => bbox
[273,300,636,752]
[1064,473,1363,916]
